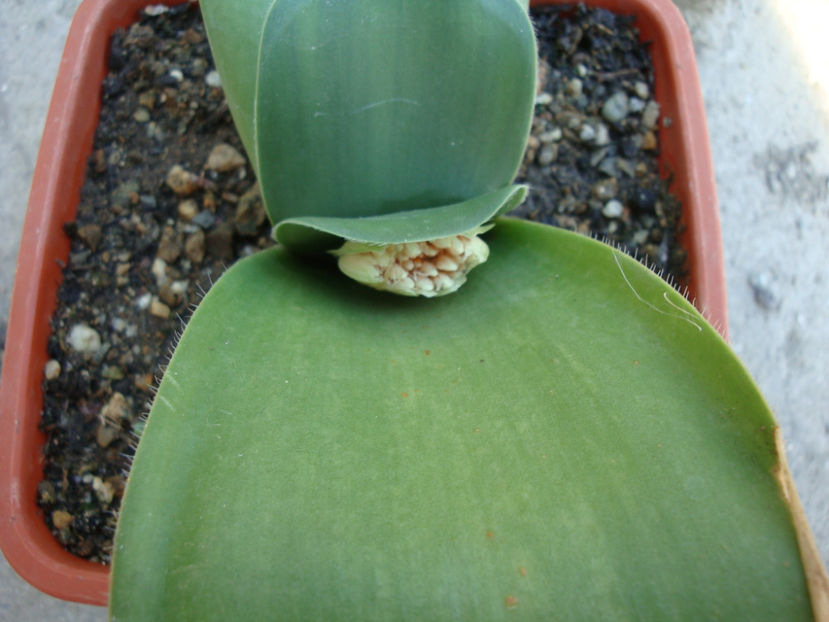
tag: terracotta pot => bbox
[0,0,723,606]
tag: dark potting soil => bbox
[37,3,686,563]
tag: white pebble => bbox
[602,92,630,123]
[151,257,168,286]
[594,123,610,147]
[44,359,61,381]
[602,199,625,219]
[634,81,650,99]
[535,92,553,106]
[68,324,102,354]
[579,124,596,143]
[205,70,222,88]
[629,97,645,113]
[642,100,661,130]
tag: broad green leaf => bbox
[200,0,275,174]
[254,0,536,246]
[274,184,526,253]
[111,220,819,621]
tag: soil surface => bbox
[37,3,685,563]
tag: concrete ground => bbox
[0,0,826,618]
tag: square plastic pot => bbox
[0,0,724,606]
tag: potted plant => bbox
[3,0,824,608]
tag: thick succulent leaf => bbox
[111,220,819,621]
[199,0,275,173]
[274,184,526,253]
[254,0,536,241]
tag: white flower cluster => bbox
[335,230,490,297]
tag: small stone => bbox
[205,143,246,172]
[535,92,553,106]
[565,78,583,97]
[149,297,171,319]
[156,226,181,263]
[576,63,587,77]
[102,392,129,422]
[51,510,73,529]
[537,144,557,166]
[629,97,645,113]
[137,90,155,109]
[185,230,206,264]
[102,365,125,380]
[597,158,617,178]
[602,199,624,219]
[579,124,596,143]
[44,359,61,381]
[234,183,266,236]
[182,27,204,44]
[594,123,610,147]
[92,477,115,505]
[602,92,630,123]
[634,81,650,99]
[165,164,200,196]
[538,128,562,143]
[38,481,56,504]
[616,159,636,178]
[93,149,107,174]
[133,107,150,123]
[631,229,650,246]
[641,131,658,151]
[151,257,168,286]
[160,280,188,307]
[111,317,127,332]
[191,210,216,230]
[591,178,619,201]
[68,324,102,354]
[136,293,152,310]
[77,224,102,251]
[205,70,222,88]
[590,147,609,168]
[96,423,120,448]
[642,100,660,129]
[191,57,208,78]
[168,68,184,83]
[206,223,235,260]
[147,121,165,141]
[177,199,198,221]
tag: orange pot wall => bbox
[0,0,724,607]
[0,0,190,607]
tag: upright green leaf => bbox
[255,0,536,248]
[111,221,818,621]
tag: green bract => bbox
[202,0,536,253]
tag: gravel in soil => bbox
[513,4,685,279]
[37,3,687,563]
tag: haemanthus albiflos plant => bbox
[109,1,829,620]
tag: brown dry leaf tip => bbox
[334,227,492,297]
